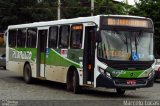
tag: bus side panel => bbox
[29,62,37,78]
[7,61,20,73]
[7,48,21,74]
[8,48,37,77]
[45,65,68,83]
[45,48,83,83]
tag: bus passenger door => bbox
[37,28,48,78]
[83,26,96,85]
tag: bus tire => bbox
[73,70,81,94]
[67,76,73,91]
[67,69,74,91]
[23,64,32,84]
[3,66,6,70]
[116,89,125,95]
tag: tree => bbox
[0,0,55,31]
[60,0,91,19]
[0,0,133,32]
[60,0,133,19]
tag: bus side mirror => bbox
[95,31,102,43]
[155,50,160,59]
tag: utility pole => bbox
[91,0,94,16]
[126,0,128,5]
[58,0,61,20]
[134,0,138,4]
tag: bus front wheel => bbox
[72,71,81,94]
[23,64,32,84]
[67,70,81,94]
[116,89,125,95]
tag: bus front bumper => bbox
[96,74,154,89]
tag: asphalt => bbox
[0,69,160,106]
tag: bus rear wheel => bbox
[3,66,6,70]
[23,64,32,84]
[116,89,125,95]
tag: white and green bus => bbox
[6,15,155,95]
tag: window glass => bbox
[59,26,70,48]
[70,25,83,48]
[17,29,26,47]
[9,30,17,47]
[98,30,154,61]
[49,26,58,48]
[39,30,48,52]
[27,28,37,48]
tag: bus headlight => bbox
[99,67,105,74]
[106,71,111,78]
[148,71,155,79]
[99,67,111,79]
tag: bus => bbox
[6,15,155,95]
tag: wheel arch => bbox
[66,65,80,84]
[23,61,32,76]
[23,61,30,71]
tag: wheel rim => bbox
[24,68,29,81]
[73,73,76,91]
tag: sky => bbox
[114,0,139,5]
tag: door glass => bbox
[39,30,47,52]
[37,29,48,77]
[83,26,95,83]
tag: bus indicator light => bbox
[88,64,92,70]
[72,25,83,30]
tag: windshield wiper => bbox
[135,31,142,45]
[115,30,129,52]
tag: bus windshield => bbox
[97,30,154,61]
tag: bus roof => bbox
[8,15,150,29]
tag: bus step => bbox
[87,81,93,84]
[37,77,46,80]
[83,84,94,87]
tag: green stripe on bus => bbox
[46,49,81,68]
[9,48,81,68]
[9,48,37,62]
[106,67,152,78]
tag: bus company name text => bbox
[12,50,32,60]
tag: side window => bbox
[27,28,37,48]
[49,26,58,48]
[59,25,70,48]
[9,29,17,47]
[17,29,26,47]
[70,25,83,49]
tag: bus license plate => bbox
[126,80,136,85]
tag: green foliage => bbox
[94,0,132,15]
[60,0,91,18]
[0,0,55,30]
[0,0,132,32]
